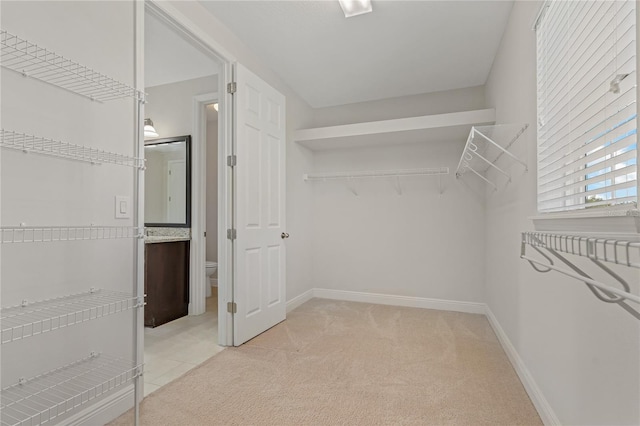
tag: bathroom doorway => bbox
[142,3,228,397]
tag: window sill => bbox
[530,208,640,236]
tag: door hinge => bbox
[227,228,237,240]
[227,155,237,167]
[227,302,237,314]
[227,82,237,94]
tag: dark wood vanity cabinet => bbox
[144,241,190,327]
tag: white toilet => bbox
[205,261,218,297]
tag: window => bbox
[536,0,637,213]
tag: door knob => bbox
[281,232,290,239]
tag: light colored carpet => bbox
[111,298,541,425]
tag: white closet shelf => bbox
[0,129,145,169]
[0,226,144,244]
[455,123,528,191]
[1,289,142,344]
[304,167,449,181]
[1,352,141,426]
[295,108,495,150]
[0,30,144,102]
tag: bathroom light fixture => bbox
[144,118,159,138]
[213,103,219,112]
[338,0,372,18]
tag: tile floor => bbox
[143,289,224,396]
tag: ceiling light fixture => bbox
[144,118,159,138]
[213,103,219,112]
[338,0,372,18]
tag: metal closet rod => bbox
[521,232,640,310]
[303,167,449,181]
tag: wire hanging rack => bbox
[0,30,145,102]
[0,226,144,244]
[0,129,145,169]
[456,123,528,190]
[1,289,142,344]
[521,231,640,319]
[0,352,142,426]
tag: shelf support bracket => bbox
[521,235,640,320]
[468,142,512,181]
[464,164,497,191]
[346,178,358,196]
[393,176,402,195]
[474,129,528,171]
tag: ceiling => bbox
[199,1,513,108]
[145,10,220,88]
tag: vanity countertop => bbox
[145,235,191,244]
[145,227,191,244]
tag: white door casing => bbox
[233,63,286,345]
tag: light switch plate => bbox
[115,196,130,219]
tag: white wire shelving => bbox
[522,232,640,269]
[521,232,640,318]
[0,129,145,169]
[0,352,142,426]
[456,123,528,191]
[304,167,450,195]
[1,289,142,344]
[0,30,144,102]
[0,226,144,244]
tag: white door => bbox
[233,63,287,345]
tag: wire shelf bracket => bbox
[1,129,145,169]
[1,30,145,102]
[521,232,640,320]
[1,288,143,344]
[456,123,528,191]
[0,352,142,426]
[0,225,145,244]
[304,167,450,196]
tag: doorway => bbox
[141,1,231,397]
[143,0,288,360]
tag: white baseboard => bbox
[286,288,314,313]
[484,307,560,426]
[65,385,135,426]
[211,278,218,287]
[312,288,486,314]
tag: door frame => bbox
[146,0,235,346]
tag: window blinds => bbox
[537,0,637,213]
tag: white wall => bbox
[145,75,217,138]
[1,0,137,420]
[162,1,317,302]
[484,2,640,424]
[309,87,486,303]
[312,85,486,127]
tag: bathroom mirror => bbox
[144,135,191,227]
